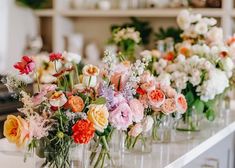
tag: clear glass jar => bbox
[121,129,152,154]
[83,130,121,168]
[176,106,202,132]
[35,143,83,168]
[152,114,174,143]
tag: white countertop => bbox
[1,109,235,168]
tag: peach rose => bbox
[87,104,109,132]
[128,123,143,137]
[148,89,165,108]
[176,94,188,113]
[162,98,177,114]
[67,96,84,112]
[129,99,144,123]
[4,115,29,147]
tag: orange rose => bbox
[4,115,29,147]
[67,96,85,112]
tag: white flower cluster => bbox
[177,10,222,45]
[102,50,118,79]
[161,54,230,101]
[113,27,141,44]
[125,57,150,96]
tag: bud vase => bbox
[35,141,83,168]
[121,129,152,154]
[176,106,202,132]
[83,129,121,168]
[152,114,174,143]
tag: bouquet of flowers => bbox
[112,27,141,62]
[146,10,235,131]
[2,52,114,168]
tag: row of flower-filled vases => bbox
[2,10,235,168]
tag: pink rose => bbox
[109,103,133,130]
[148,89,165,108]
[111,93,127,108]
[129,99,144,122]
[161,98,177,114]
[128,123,143,137]
[176,94,187,113]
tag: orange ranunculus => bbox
[4,115,29,147]
[72,119,95,144]
[67,96,85,112]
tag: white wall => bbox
[0,0,37,74]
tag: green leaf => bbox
[185,91,195,107]
[193,99,205,114]
[92,97,106,105]
[205,109,215,121]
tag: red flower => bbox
[14,56,35,74]
[136,87,146,95]
[72,119,95,144]
[49,53,63,61]
[164,52,175,61]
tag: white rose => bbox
[194,22,208,35]
[190,13,202,23]
[221,57,234,76]
[177,10,191,30]
[206,27,223,45]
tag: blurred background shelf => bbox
[34,9,55,17]
[59,8,224,17]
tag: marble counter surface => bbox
[0,110,235,168]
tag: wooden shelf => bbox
[34,9,55,17]
[60,8,224,17]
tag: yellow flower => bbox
[87,104,109,132]
[4,115,29,148]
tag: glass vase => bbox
[121,129,152,154]
[152,114,174,143]
[35,142,83,168]
[83,130,121,168]
[176,106,202,132]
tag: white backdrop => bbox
[0,0,37,74]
